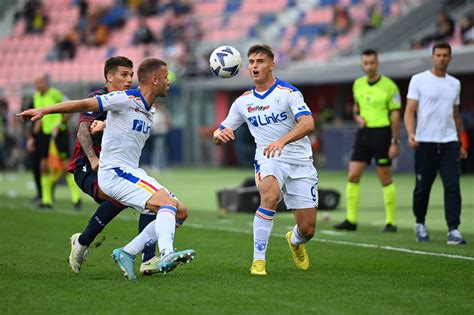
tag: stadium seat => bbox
[302,7,333,25]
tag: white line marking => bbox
[319,229,346,236]
[12,206,473,262]
[185,223,474,261]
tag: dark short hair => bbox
[104,56,133,81]
[137,58,167,84]
[432,41,451,55]
[361,49,378,58]
[247,44,274,60]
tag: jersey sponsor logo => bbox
[247,105,270,113]
[133,106,153,119]
[248,111,288,127]
[132,119,152,135]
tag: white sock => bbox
[253,207,276,261]
[155,205,177,256]
[123,220,157,255]
[290,225,309,246]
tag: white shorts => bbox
[254,158,318,209]
[98,167,175,214]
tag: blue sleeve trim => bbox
[95,96,104,112]
[219,124,226,130]
[276,79,298,92]
[126,88,151,110]
[294,111,311,120]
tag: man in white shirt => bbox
[213,44,318,276]
[405,42,468,245]
[18,58,195,279]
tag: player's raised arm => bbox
[17,97,99,122]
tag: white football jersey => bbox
[95,88,156,170]
[220,79,313,165]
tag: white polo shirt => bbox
[407,70,460,143]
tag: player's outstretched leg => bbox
[111,247,137,280]
[68,200,125,273]
[153,204,195,274]
[157,249,196,274]
[286,229,309,270]
[287,208,316,270]
[68,233,88,274]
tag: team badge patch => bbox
[255,239,267,251]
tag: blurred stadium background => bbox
[0,0,473,172]
[1,1,473,314]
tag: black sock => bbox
[78,200,125,247]
[139,213,157,262]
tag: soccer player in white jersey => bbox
[213,44,318,275]
[18,58,195,279]
[405,42,467,244]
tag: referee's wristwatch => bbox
[391,138,400,145]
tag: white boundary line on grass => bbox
[16,207,473,262]
[185,223,474,262]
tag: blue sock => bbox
[139,213,157,263]
[78,200,125,247]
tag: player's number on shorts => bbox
[311,186,317,202]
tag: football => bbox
[209,45,242,79]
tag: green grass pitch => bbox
[0,168,472,314]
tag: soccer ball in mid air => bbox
[209,46,242,79]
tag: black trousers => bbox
[413,142,462,230]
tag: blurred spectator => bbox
[47,29,78,61]
[362,4,383,35]
[460,6,474,45]
[85,8,109,46]
[327,5,353,39]
[460,15,474,45]
[75,0,89,42]
[170,0,192,16]
[162,16,186,46]
[101,3,128,30]
[132,17,155,44]
[412,9,454,48]
[137,0,160,16]
[16,0,48,34]
[151,105,171,172]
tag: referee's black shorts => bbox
[350,126,392,166]
[37,130,71,160]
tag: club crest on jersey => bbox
[248,111,288,127]
[247,105,270,113]
[132,119,151,135]
[255,239,267,251]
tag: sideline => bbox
[185,223,474,262]
[11,206,473,262]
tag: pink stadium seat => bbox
[311,35,331,53]
[146,17,165,34]
[335,34,353,50]
[390,3,401,17]
[349,5,368,23]
[302,8,333,25]
[363,0,378,5]
[193,0,226,16]
[240,0,287,14]
[227,14,258,29]
[198,16,223,32]
[12,21,25,37]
